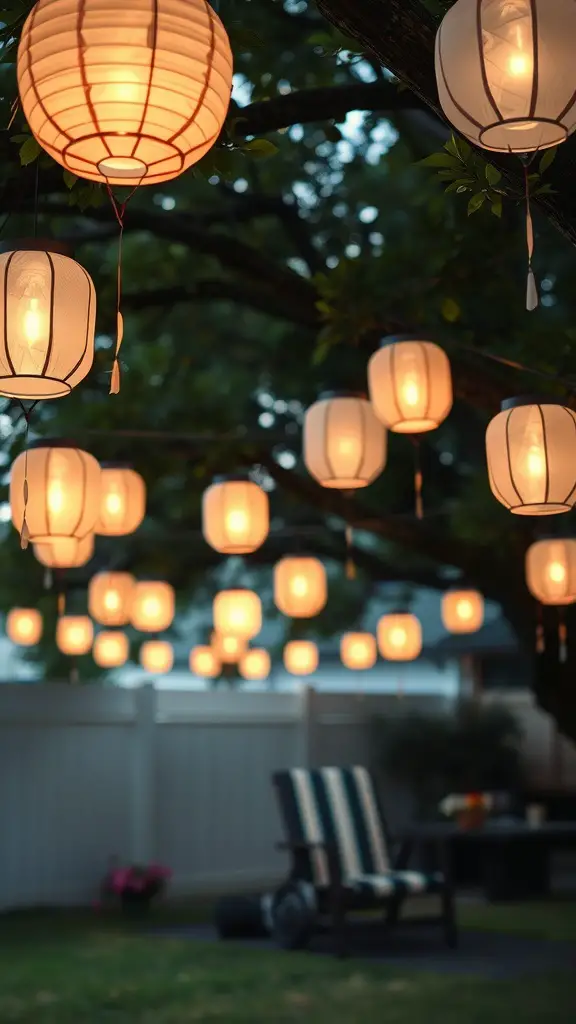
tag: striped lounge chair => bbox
[272,765,457,956]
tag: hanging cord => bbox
[7,96,19,131]
[558,607,567,665]
[536,602,545,654]
[15,400,38,549]
[411,437,424,520]
[105,183,140,395]
[33,159,39,239]
[344,522,356,580]
[520,152,539,312]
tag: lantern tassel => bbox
[523,157,539,312]
[412,437,423,520]
[58,592,66,617]
[558,608,568,665]
[106,184,138,396]
[43,568,52,590]
[536,603,545,654]
[16,401,37,550]
[345,523,356,580]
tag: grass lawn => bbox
[0,902,574,1023]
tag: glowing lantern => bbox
[7,608,42,646]
[283,640,318,677]
[435,0,576,154]
[213,590,261,640]
[33,533,94,569]
[130,581,174,632]
[140,640,173,674]
[88,572,135,626]
[486,398,576,515]
[97,465,146,536]
[526,539,576,605]
[442,590,484,634]
[56,615,93,656]
[340,632,377,671]
[304,392,387,489]
[273,557,327,618]
[368,336,453,433]
[93,630,129,668]
[202,474,269,554]
[211,631,247,664]
[190,645,221,678]
[17,0,233,187]
[377,614,422,662]
[0,241,95,400]
[239,648,271,681]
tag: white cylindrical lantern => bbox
[189,645,221,678]
[304,391,387,488]
[340,632,377,671]
[526,538,576,605]
[89,572,135,626]
[442,590,485,634]
[435,0,576,153]
[97,465,146,536]
[0,241,95,400]
[211,631,247,664]
[283,640,319,677]
[377,614,422,662]
[56,615,93,656]
[239,648,271,681]
[10,440,100,545]
[18,0,233,186]
[213,589,261,640]
[273,557,327,618]
[7,607,43,646]
[202,474,269,554]
[140,640,173,674]
[368,336,453,433]
[486,398,576,516]
[130,581,174,632]
[93,630,129,668]
[34,533,94,569]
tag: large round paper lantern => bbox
[130,581,174,632]
[526,539,576,605]
[435,0,576,154]
[304,392,387,488]
[10,440,100,546]
[18,0,233,186]
[377,614,422,662]
[34,533,95,569]
[0,242,95,400]
[283,640,318,677]
[213,589,261,640]
[7,608,43,646]
[340,632,377,671]
[190,644,221,678]
[368,336,453,434]
[442,590,484,634]
[56,615,93,655]
[239,648,271,681]
[486,398,576,516]
[140,640,173,674]
[89,572,135,626]
[93,630,129,668]
[97,465,146,536]
[274,557,327,618]
[211,631,247,664]
[202,475,269,554]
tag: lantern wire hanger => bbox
[519,151,539,313]
[106,182,141,395]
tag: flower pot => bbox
[120,888,153,917]
[456,807,486,830]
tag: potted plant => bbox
[101,857,172,916]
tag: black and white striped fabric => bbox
[274,766,441,899]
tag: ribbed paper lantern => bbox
[7,608,43,646]
[10,440,100,546]
[486,398,576,515]
[273,557,327,618]
[34,533,95,569]
[340,632,377,671]
[526,539,576,605]
[18,0,233,186]
[368,336,453,434]
[213,589,261,640]
[189,644,221,678]
[130,581,174,632]
[377,614,422,662]
[140,640,173,674]
[202,474,269,554]
[89,572,135,626]
[97,465,146,536]
[56,615,93,655]
[304,392,387,488]
[442,590,484,634]
[211,631,247,664]
[435,0,576,153]
[239,648,271,681]
[93,630,129,667]
[283,640,318,677]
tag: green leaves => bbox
[468,193,485,216]
[18,136,40,166]
[441,297,461,323]
[539,146,557,175]
[242,138,279,159]
[419,133,508,219]
[485,164,502,186]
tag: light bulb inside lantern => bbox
[548,561,566,584]
[456,599,473,621]
[104,589,120,611]
[70,627,83,646]
[47,480,66,515]
[290,575,309,598]
[402,378,420,407]
[229,608,247,629]
[526,445,545,479]
[222,636,240,655]
[226,509,249,536]
[17,272,49,356]
[19,616,33,637]
[142,597,160,619]
[508,52,530,78]
[338,436,358,456]
[390,627,407,648]
[105,492,123,516]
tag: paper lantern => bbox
[368,336,453,434]
[0,241,95,400]
[526,539,576,605]
[442,590,484,634]
[211,631,247,664]
[340,632,377,671]
[89,572,135,626]
[93,630,129,668]
[56,615,93,655]
[7,608,43,646]
[130,581,174,632]
[34,533,94,569]
[18,0,233,186]
[213,589,261,640]
[377,614,422,662]
[10,440,100,546]
[189,644,221,678]
[239,648,271,681]
[435,0,576,153]
[97,465,146,536]
[283,640,318,677]
[273,556,327,618]
[486,398,576,515]
[202,475,269,554]
[304,392,387,488]
[140,639,173,674]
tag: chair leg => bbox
[331,885,348,958]
[441,884,458,949]
[384,894,402,930]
